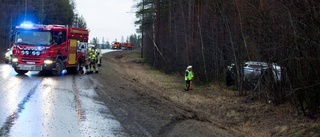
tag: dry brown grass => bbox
[238,122,271,137]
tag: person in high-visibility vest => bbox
[84,46,92,74]
[95,48,102,67]
[86,45,98,74]
[79,43,89,74]
[185,65,194,91]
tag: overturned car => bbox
[226,61,281,87]
[243,61,281,82]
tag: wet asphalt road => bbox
[0,50,128,137]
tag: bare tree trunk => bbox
[220,4,243,95]
[179,1,189,64]
[197,0,209,82]
[235,0,251,61]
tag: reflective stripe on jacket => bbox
[91,52,96,60]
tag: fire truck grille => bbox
[21,57,42,65]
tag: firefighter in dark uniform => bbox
[226,64,236,86]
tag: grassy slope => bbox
[117,49,320,137]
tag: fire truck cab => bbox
[11,22,89,75]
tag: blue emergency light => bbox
[20,21,34,28]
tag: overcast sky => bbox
[75,0,138,43]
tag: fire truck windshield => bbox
[15,30,52,46]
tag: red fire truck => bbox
[121,42,134,50]
[111,42,133,50]
[111,42,121,49]
[10,22,89,75]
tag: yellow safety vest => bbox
[185,69,194,81]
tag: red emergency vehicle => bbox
[11,22,89,75]
[111,42,133,50]
[121,42,133,50]
[111,42,121,49]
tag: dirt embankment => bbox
[94,50,320,137]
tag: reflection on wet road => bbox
[0,63,128,137]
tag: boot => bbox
[185,87,189,91]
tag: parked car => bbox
[5,47,13,64]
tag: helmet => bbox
[88,44,95,48]
[187,65,192,69]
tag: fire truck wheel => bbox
[67,61,80,74]
[15,69,28,75]
[75,61,80,74]
[52,59,63,76]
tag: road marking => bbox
[72,76,86,121]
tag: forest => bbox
[135,0,320,116]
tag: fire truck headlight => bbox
[32,51,36,56]
[25,50,30,55]
[36,51,40,56]
[12,58,18,62]
[21,50,25,55]
[44,59,53,64]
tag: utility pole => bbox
[24,0,27,21]
[141,0,144,58]
[7,4,18,49]
[41,0,44,23]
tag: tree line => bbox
[90,34,141,49]
[135,0,320,116]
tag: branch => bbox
[147,30,166,61]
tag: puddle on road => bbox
[0,83,39,136]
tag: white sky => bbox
[75,0,138,43]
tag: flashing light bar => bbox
[20,21,34,28]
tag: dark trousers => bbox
[185,80,191,91]
[226,70,234,86]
